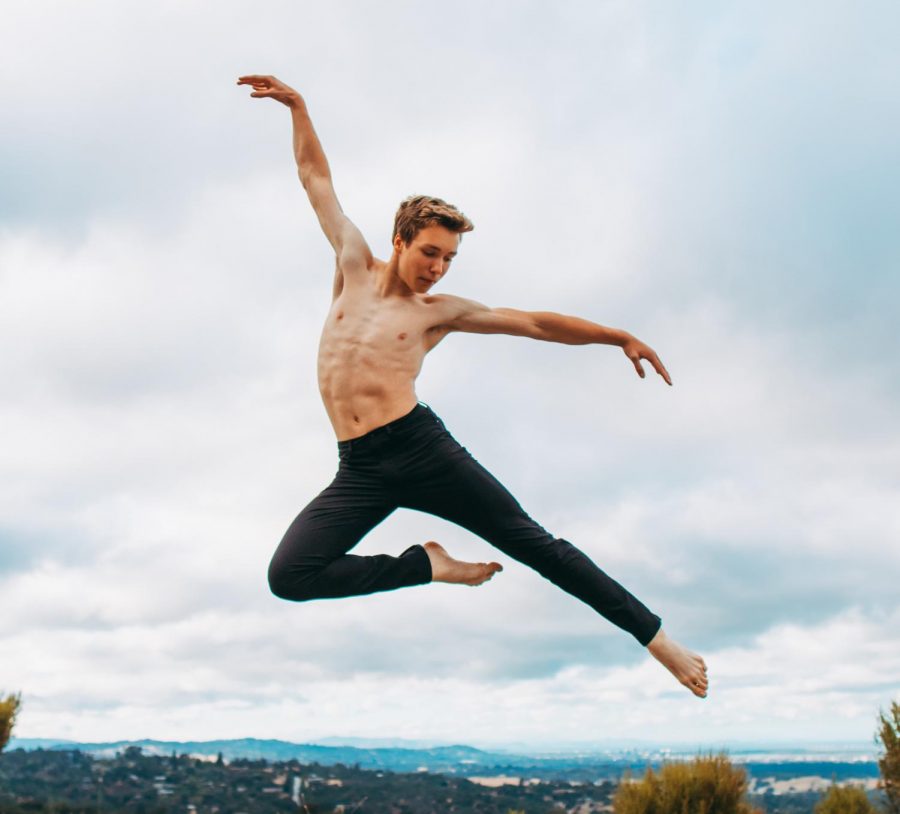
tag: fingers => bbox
[650,354,673,386]
[631,355,645,378]
[237,75,276,96]
[239,75,276,100]
[628,343,673,386]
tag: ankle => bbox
[646,628,668,653]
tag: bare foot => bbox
[647,628,709,698]
[423,541,503,586]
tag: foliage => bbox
[878,701,900,814]
[0,692,22,752]
[813,783,875,814]
[0,748,616,814]
[613,753,763,814]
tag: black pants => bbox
[268,403,662,646]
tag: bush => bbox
[0,692,22,752]
[613,753,762,814]
[814,783,875,814]
[878,701,900,814]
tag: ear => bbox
[392,233,406,253]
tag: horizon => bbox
[8,733,881,757]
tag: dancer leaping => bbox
[238,74,708,698]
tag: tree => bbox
[815,783,876,814]
[613,753,763,814]
[0,692,22,752]
[877,701,900,814]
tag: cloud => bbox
[7,607,897,746]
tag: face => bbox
[393,224,460,293]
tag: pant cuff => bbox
[400,543,432,585]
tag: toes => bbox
[685,679,707,698]
[468,565,498,586]
[681,672,709,698]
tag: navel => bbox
[353,415,360,423]
[397,332,407,340]
[336,312,344,320]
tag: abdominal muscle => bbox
[317,286,433,441]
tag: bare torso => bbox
[318,257,450,441]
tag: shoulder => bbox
[427,296,538,337]
[422,292,490,323]
[416,294,486,351]
[329,252,383,303]
[336,251,381,287]
[337,232,377,275]
[419,294,538,344]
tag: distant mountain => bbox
[10,738,512,774]
[315,735,452,750]
[8,738,77,750]
[7,737,879,783]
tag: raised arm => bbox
[432,296,672,384]
[237,75,371,277]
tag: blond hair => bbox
[392,195,474,245]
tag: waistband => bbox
[337,402,437,452]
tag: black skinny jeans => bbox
[268,403,662,646]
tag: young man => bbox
[238,75,708,699]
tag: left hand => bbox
[237,74,303,108]
[622,337,672,385]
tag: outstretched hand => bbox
[237,74,302,107]
[622,337,672,385]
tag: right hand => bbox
[237,75,302,107]
[622,335,673,385]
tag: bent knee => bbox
[267,559,319,602]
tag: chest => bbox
[324,293,433,352]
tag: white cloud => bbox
[8,607,897,746]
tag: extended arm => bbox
[435,297,672,384]
[237,75,371,276]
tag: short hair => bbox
[392,195,474,245]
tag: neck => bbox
[376,251,414,298]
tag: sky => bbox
[1,0,898,751]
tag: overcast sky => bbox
[1,1,898,751]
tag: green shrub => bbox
[814,783,875,814]
[878,701,900,814]
[613,753,762,814]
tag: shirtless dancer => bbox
[238,75,708,698]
